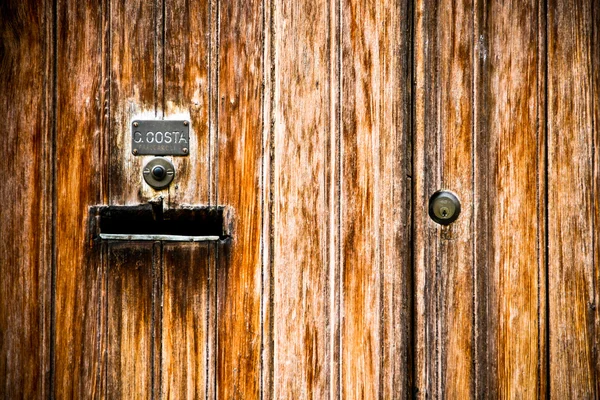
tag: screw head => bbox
[182,147,188,154]
[132,148,139,155]
[183,120,189,126]
[133,121,139,127]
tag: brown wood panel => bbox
[161,243,211,399]
[54,0,108,396]
[109,0,160,205]
[340,0,411,398]
[164,0,211,207]
[106,242,157,398]
[474,1,546,397]
[162,1,215,398]
[548,0,598,397]
[271,0,334,397]
[217,0,263,397]
[413,0,474,397]
[0,1,52,397]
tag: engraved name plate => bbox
[131,120,190,156]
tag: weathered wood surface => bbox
[340,0,411,398]
[0,0,52,397]
[109,0,158,205]
[216,0,263,397]
[1,0,600,398]
[475,0,548,397]
[271,0,333,397]
[54,0,106,396]
[106,243,156,398]
[475,0,548,398]
[548,0,598,397]
[414,0,475,397]
[162,243,211,399]
[164,0,212,208]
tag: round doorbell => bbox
[143,157,175,190]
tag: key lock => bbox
[131,119,191,190]
[429,190,461,225]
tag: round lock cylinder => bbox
[143,157,175,190]
[428,190,461,225]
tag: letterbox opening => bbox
[90,205,231,242]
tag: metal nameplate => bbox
[132,120,190,156]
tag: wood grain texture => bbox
[107,242,156,398]
[340,0,411,398]
[163,1,214,398]
[0,0,52,397]
[414,0,475,397]
[474,1,546,397]
[217,0,263,397]
[5,1,600,397]
[109,0,160,205]
[548,0,598,397]
[54,0,107,396]
[272,0,333,397]
[161,243,211,399]
[164,0,211,207]
[593,0,600,395]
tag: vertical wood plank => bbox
[340,0,411,398]
[107,242,156,398]
[161,243,210,399]
[0,0,52,397]
[54,0,107,396]
[164,0,211,207]
[474,0,546,397]
[162,1,214,398]
[271,0,334,397]
[413,0,474,397]
[548,0,598,397]
[109,0,161,205]
[106,1,170,398]
[593,0,600,395]
[217,0,263,397]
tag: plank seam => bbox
[471,0,477,397]
[406,0,415,394]
[590,0,599,395]
[161,0,165,115]
[206,0,216,396]
[259,0,273,395]
[409,0,418,395]
[214,0,221,396]
[267,0,276,396]
[49,0,58,396]
[337,0,342,396]
[537,0,549,397]
[544,0,550,397]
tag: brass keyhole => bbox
[428,191,461,225]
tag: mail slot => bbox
[89,205,231,242]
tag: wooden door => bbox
[1,0,598,398]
